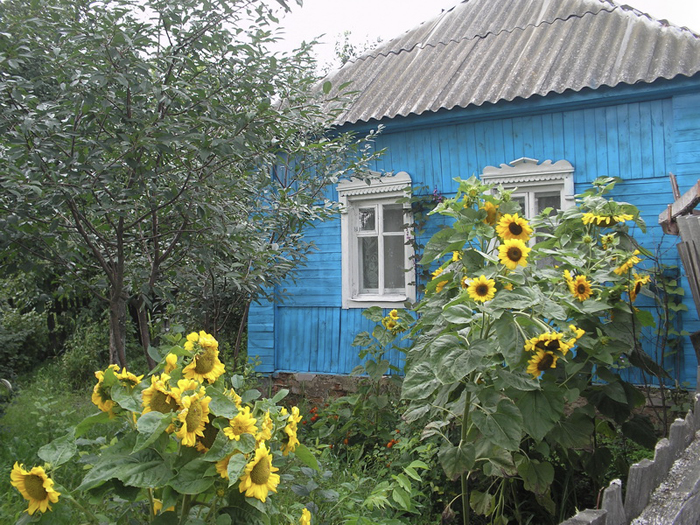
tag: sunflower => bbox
[175,391,212,447]
[498,239,530,270]
[527,350,559,379]
[582,212,634,227]
[182,341,226,384]
[282,406,303,456]
[601,233,616,250]
[481,201,500,226]
[153,499,175,515]
[164,353,178,373]
[630,273,651,303]
[224,387,243,407]
[142,373,177,416]
[431,267,444,279]
[239,442,280,502]
[11,463,60,515]
[466,275,496,303]
[524,332,570,356]
[257,411,274,443]
[300,508,312,525]
[170,378,205,405]
[614,250,642,275]
[566,325,585,347]
[91,366,119,418]
[435,279,449,293]
[496,213,533,241]
[568,275,593,301]
[389,309,399,320]
[224,405,258,441]
[116,367,144,389]
[382,316,398,331]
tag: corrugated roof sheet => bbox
[322,0,700,125]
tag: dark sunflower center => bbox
[535,341,547,351]
[185,401,203,430]
[546,339,560,351]
[24,474,48,501]
[577,284,588,294]
[475,284,489,296]
[634,283,642,295]
[250,458,271,485]
[200,422,218,449]
[537,354,555,371]
[508,222,523,235]
[507,247,522,262]
[150,390,175,413]
[194,349,216,374]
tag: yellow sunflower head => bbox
[257,411,274,443]
[11,462,60,515]
[524,332,570,355]
[300,507,312,525]
[175,391,211,447]
[282,419,301,456]
[466,275,496,303]
[498,239,530,270]
[91,368,116,418]
[115,367,144,389]
[389,309,399,320]
[164,353,178,373]
[239,442,280,503]
[496,213,533,241]
[224,387,243,407]
[614,250,642,275]
[435,279,449,293]
[527,350,559,379]
[481,201,500,226]
[569,275,593,302]
[142,373,177,417]
[630,272,651,302]
[382,316,398,332]
[171,378,206,406]
[182,343,226,384]
[223,405,258,441]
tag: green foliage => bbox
[0,0,381,366]
[402,176,658,523]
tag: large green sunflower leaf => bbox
[226,454,248,487]
[74,411,112,438]
[516,386,565,441]
[471,400,523,451]
[432,337,490,384]
[203,431,237,462]
[402,362,439,401]
[207,387,239,418]
[442,304,474,324]
[119,458,174,489]
[38,430,77,467]
[111,383,142,413]
[293,443,320,471]
[438,441,475,480]
[515,456,554,495]
[493,314,524,368]
[133,412,172,453]
[169,458,215,494]
[547,412,593,449]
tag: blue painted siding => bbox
[249,83,700,386]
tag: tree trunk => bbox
[136,296,157,370]
[109,290,128,367]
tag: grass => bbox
[0,363,97,522]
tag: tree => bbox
[0,0,379,367]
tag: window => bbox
[481,157,575,219]
[337,172,415,309]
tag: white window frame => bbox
[337,171,415,309]
[480,157,575,218]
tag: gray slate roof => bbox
[323,0,700,125]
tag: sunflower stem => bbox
[179,494,192,525]
[461,385,473,525]
[65,494,101,524]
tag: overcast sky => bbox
[269,0,700,68]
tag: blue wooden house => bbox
[248,0,700,386]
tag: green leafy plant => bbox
[402,176,658,524]
[8,330,317,524]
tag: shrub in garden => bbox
[401,176,658,524]
[8,330,315,524]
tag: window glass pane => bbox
[383,205,404,232]
[536,193,560,216]
[358,207,375,231]
[360,237,378,291]
[384,236,405,290]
